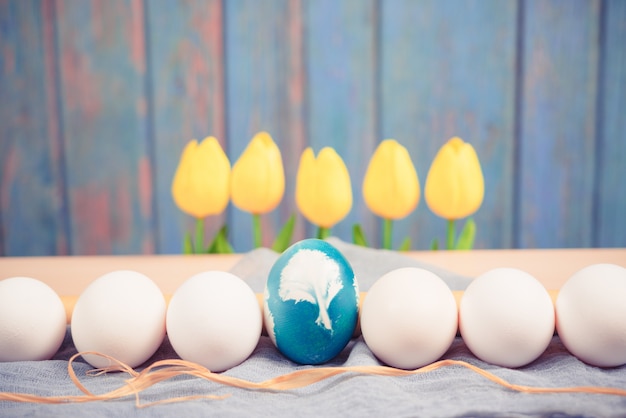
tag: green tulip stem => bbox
[317,226,330,240]
[383,218,393,250]
[195,217,204,254]
[447,219,456,250]
[252,213,262,248]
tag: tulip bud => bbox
[171,137,230,219]
[231,132,285,214]
[296,147,353,229]
[425,137,484,220]
[362,139,420,220]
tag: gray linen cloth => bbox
[2,239,626,417]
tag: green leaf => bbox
[215,229,235,254]
[207,225,234,254]
[455,218,476,250]
[272,213,296,253]
[430,238,439,251]
[352,224,369,247]
[206,232,219,254]
[398,237,411,251]
[183,232,194,254]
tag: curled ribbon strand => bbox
[1,352,625,408]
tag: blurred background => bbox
[1,0,625,256]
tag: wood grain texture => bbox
[55,0,154,254]
[305,0,379,246]
[0,0,69,256]
[1,0,624,255]
[595,0,626,247]
[147,0,226,254]
[380,0,518,250]
[5,249,626,296]
[518,0,600,248]
[225,0,307,251]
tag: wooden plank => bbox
[225,0,306,251]
[0,0,68,256]
[55,0,154,254]
[305,0,378,246]
[380,0,518,249]
[595,0,626,247]
[518,0,600,248]
[5,248,625,296]
[146,0,227,254]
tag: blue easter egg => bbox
[263,239,359,364]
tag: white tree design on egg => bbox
[278,249,343,331]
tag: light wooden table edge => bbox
[2,248,625,295]
[2,248,624,326]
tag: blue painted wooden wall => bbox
[1,0,625,256]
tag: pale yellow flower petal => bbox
[362,139,420,220]
[231,132,285,214]
[425,137,484,220]
[296,148,316,224]
[296,147,352,229]
[171,137,230,218]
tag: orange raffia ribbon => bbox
[1,352,626,407]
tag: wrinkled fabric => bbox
[2,239,626,417]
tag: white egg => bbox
[459,268,555,368]
[0,277,66,361]
[71,270,166,368]
[166,271,262,372]
[360,267,458,369]
[556,263,626,367]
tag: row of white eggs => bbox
[1,239,625,372]
[0,270,261,372]
[363,263,626,369]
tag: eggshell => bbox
[71,270,166,368]
[459,268,555,368]
[556,263,626,367]
[0,277,66,361]
[360,267,457,369]
[264,239,359,364]
[166,271,262,372]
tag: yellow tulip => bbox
[425,137,484,220]
[231,131,285,214]
[362,139,420,220]
[296,147,353,230]
[171,137,230,219]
